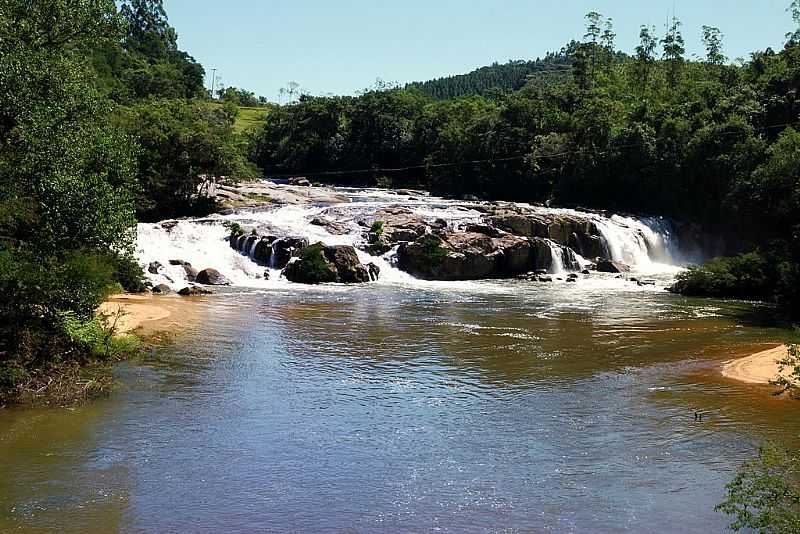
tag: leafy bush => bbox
[670,252,773,300]
[370,220,385,237]
[716,443,800,533]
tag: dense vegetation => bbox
[406,53,573,99]
[250,10,800,315]
[0,0,255,401]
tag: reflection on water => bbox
[0,283,797,533]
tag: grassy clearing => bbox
[205,101,270,133]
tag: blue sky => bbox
[166,0,796,101]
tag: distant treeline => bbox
[405,53,573,99]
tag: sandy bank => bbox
[98,294,206,335]
[722,345,791,385]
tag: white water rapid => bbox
[136,186,684,291]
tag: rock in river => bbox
[283,243,373,284]
[195,268,232,286]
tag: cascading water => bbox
[136,186,685,290]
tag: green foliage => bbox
[0,0,141,396]
[93,0,205,101]
[671,253,773,300]
[716,443,800,533]
[370,220,385,237]
[118,99,260,220]
[224,221,245,236]
[405,56,573,100]
[772,344,800,397]
[289,243,337,284]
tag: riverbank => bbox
[99,293,207,336]
[722,345,790,385]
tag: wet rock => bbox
[178,286,213,296]
[596,259,632,273]
[169,259,190,266]
[283,243,373,284]
[253,237,278,265]
[152,284,172,294]
[160,220,179,231]
[397,232,534,280]
[147,261,163,274]
[537,276,554,282]
[272,237,309,269]
[181,264,198,282]
[367,262,381,281]
[310,217,351,235]
[288,176,311,187]
[638,279,656,286]
[581,269,591,275]
[195,268,232,286]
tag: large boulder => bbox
[195,268,232,285]
[596,259,631,273]
[271,237,309,269]
[253,236,278,265]
[152,284,172,294]
[397,232,534,280]
[283,243,373,284]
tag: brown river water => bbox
[0,280,797,533]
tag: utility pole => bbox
[210,68,217,99]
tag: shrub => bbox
[716,443,800,533]
[670,252,773,300]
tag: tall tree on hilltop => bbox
[702,25,727,65]
[635,25,658,93]
[661,16,686,87]
[119,0,177,60]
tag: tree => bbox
[702,25,727,65]
[787,0,800,45]
[661,16,686,87]
[0,0,141,393]
[717,443,800,533]
[635,25,658,92]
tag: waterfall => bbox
[135,187,683,290]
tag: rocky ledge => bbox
[283,243,379,284]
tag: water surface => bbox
[1,282,796,533]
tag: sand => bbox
[722,345,791,385]
[98,294,203,335]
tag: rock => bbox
[152,284,172,294]
[271,237,309,269]
[310,217,350,235]
[567,273,579,279]
[566,277,578,283]
[288,176,311,187]
[263,270,271,280]
[160,220,178,231]
[537,276,553,282]
[169,259,191,266]
[464,223,502,238]
[396,231,534,280]
[283,243,373,284]
[178,286,212,296]
[195,268,232,286]
[147,261,163,274]
[182,264,199,282]
[253,237,278,265]
[596,259,632,273]
[581,269,591,275]
[367,262,380,281]
[638,279,656,286]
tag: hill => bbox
[405,53,572,99]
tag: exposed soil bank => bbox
[99,294,206,335]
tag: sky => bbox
[166,0,797,101]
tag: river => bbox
[0,186,796,533]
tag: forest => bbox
[251,12,800,316]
